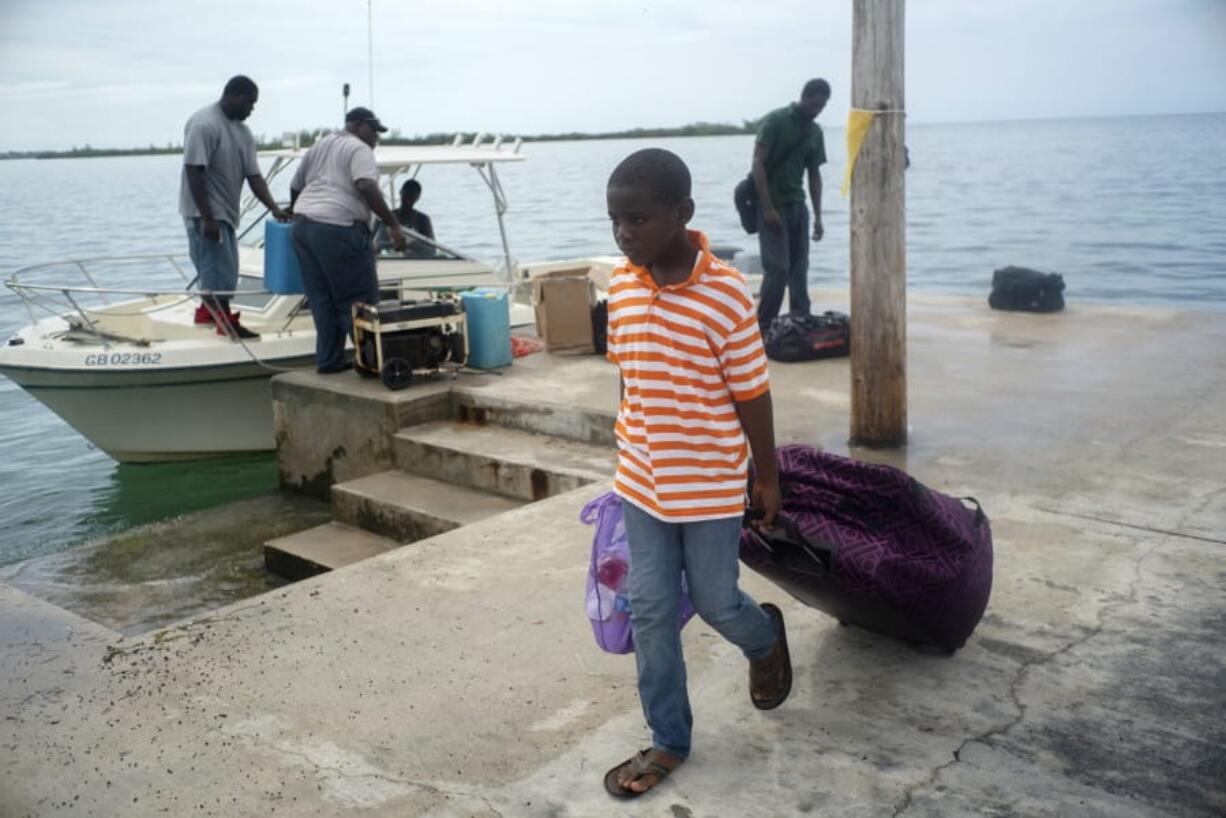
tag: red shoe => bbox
[194,304,214,325]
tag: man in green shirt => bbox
[751,78,829,331]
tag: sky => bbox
[1,0,1224,152]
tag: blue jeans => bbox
[291,217,379,373]
[756,201,811,331]
[622,500,777,760]
[183,217,239,293]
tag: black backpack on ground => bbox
[988,266,1065,312]
[764,311,851,362]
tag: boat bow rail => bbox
[4,254,291,349]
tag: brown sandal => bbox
[603,748,683,799]
[750,603,792,710]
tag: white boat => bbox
[0,139,613,463]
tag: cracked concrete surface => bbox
[890,518,1176,818]
[2,293,1223,817]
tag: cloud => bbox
[0,79,216,105]
[1,0,1224,151]
[0,80,74,101]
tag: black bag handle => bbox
[743,509,834,570]
[961,496,987,527]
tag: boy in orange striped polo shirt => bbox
[601,148,792,799]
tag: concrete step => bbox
[331,470,523,542]
[451,388,618,448]
[394,420,617,501]
[263,522,400,581]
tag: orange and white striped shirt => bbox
[606,230,771,523]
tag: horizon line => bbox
[2,109,1222,156]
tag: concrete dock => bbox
[2,291,1223,817]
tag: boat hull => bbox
[0,253,616,463]
[0,356,314,463]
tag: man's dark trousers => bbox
[291,217,379,373]
[756,201,811,331]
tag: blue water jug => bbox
[461,288,512,369]
[264,220,304,294]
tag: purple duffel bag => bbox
[740,445,993,653]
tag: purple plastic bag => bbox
[580,492,695,654]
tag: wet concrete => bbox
[1,291,1223,817]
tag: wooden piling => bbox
[850,0,907,446]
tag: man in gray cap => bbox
[289,107,407,373]
[179,74,289,340]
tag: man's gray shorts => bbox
[184,217,239,293]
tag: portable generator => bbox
[352,298,467,390]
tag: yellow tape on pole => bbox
[841,109,876,198]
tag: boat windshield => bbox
[231,274,278,310]
[372,225,467,261]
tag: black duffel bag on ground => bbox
[988,266,1065,312]
[764,311,851,362]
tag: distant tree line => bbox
[0,120,763,160]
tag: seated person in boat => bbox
[376,179,436,257]
[396,179,434,241]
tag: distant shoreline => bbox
[5,110,1221,160]
[0,122,757,161]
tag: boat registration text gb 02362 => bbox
[83,352,163,367]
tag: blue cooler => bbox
[264,220,304,294]
[461,288,512,369]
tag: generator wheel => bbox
[380,358,413,390]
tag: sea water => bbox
[1,113,1223,567]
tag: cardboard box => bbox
[533,267,595,353]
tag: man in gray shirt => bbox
[289,107,405,373]
[179,75,287,340]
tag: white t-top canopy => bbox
[253,140,525,276]
[259,144,526,173]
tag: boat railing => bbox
[4,253,279,347]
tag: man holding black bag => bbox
[746,79,830,332]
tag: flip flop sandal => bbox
[603,749,680,799]
[751,602,793,710]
